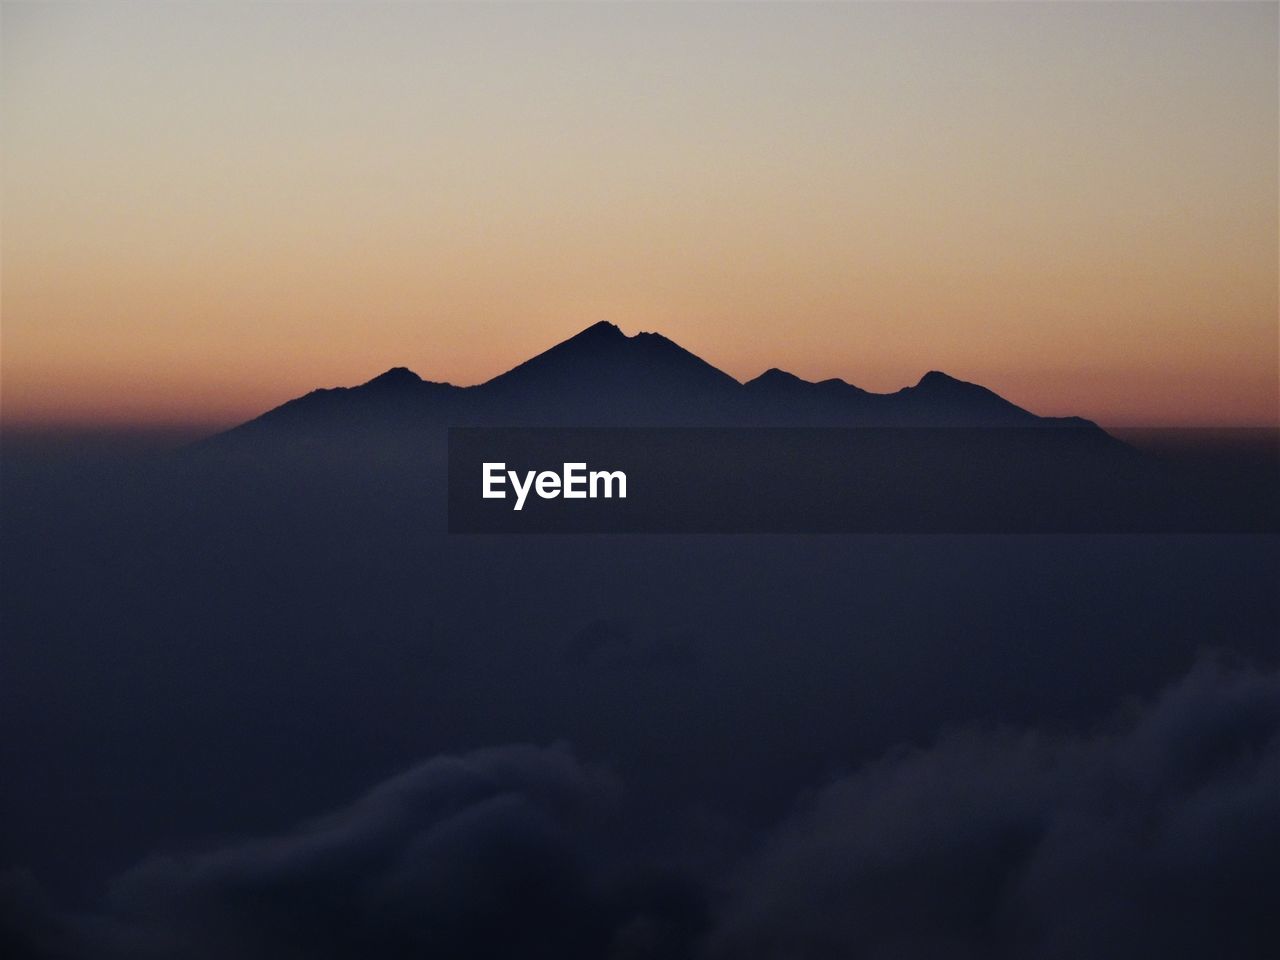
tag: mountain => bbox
[484,320,739,396]
[182,322,1275,532]
[215,321,1101,439]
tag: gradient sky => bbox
[3,1,1277,428]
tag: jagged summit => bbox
[481,321,740,399]
[578,319,626,337]
[537,319,628,349]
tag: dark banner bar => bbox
[448,428,1278,534]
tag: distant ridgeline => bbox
[212,321,1101,434]
[189,322,1274,534]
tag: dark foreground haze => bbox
[2,425,1278,959]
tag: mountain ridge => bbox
[216,321,1103,439]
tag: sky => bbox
[2,1,1276,428]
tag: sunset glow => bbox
[3,1,1276,428]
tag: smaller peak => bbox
[915,370,964,389]
[816,377,867,394]
[362,366,423,389]
[749,367,807,387]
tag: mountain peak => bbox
[915,370,963,389]
[362,367,423,389]
[572,320,626,340]
[747,368,808,388]
[481,321,740,398]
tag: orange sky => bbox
[3,2,1277,429]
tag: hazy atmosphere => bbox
[4,1,1277,428]
[3,5,1278,960]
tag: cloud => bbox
[11,745,704,960]
[5,661,1278,960]
[712,658,1280,960]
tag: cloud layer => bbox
[716,658,1280,959]
[4,745,704,960]
[5,660,1278,960]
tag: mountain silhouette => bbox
[183,321,1279,533]
[485,320,739,396]
[219,321,1100,437]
